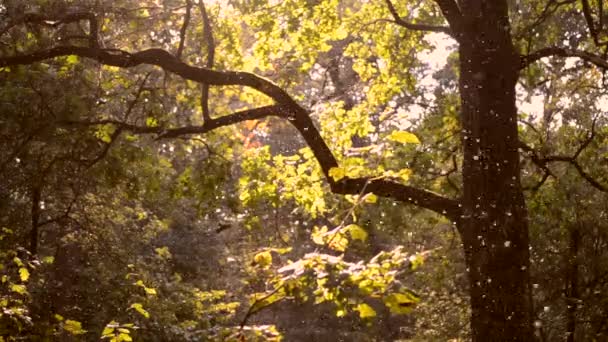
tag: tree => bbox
[2,0,608,340]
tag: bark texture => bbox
[456,1,534,340]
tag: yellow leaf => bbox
[253,251,273,268]
[311,226,328,245]
[10,284,27,295]
[356,303,377,318]
[42,256,55,264]
[129,303,150,318]
[64,320,86,335]
[66,55,79,64]
[101,326,114,337]
[145,287,157,296]
[346,224,368,242]
[328,167,346,181]
[328,232,349,252]
[384,292,420,314]
[19,268,30,282]
[146,117,159,127]
[363,193,377,203]
[387,131,420,144]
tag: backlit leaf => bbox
[387,131,420,144]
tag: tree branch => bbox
[0,45,462,220]
[581,0,608,47]
[521,46,608,69]
[176,0,193,59]
[383,0,452,36]
[0,12,99,48]
[519,122,607,193]
[432,0,464,36]
[198,0,216,122]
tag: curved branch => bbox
[383,0,452,36]
[521,47,608,69]
[0,45,461,220]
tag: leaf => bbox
[311,226,328,245]
[253,251,273,268]
[19,268,30,282]
[363,193,377,203]
[129,303,150,318]
[327,232,349,252]
[10,284,27,295]
[63,320,86,335]
[387,131,420,144]
[144,287,157,296]
[101,326,114,337]
[146,117,159,127]
[13,257,23,267]
[346,224,368,242]
[409,254,425,271]
[154,247,172,259]
[66,55,79,64]
[356,303,377,318]
[42,256,55,264]
[329,167,346,181]
[384,292,420,314]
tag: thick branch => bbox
[1,45,461,220]
[521,47,608,69]
[383,0,452,36]
[432,0,464,35]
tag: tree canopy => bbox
[1,0,608,341]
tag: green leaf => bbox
[387,131,420,144]
[329,167,346,181]
[129,303,150,318]
[63,319,86,335]
[346,224,368,242]
[356,303,377,318]
[19,268,29,282]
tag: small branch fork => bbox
[520,118,607,193]
[0,12,461,221]
[383,0,453,36]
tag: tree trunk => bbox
[456,2,534,340]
